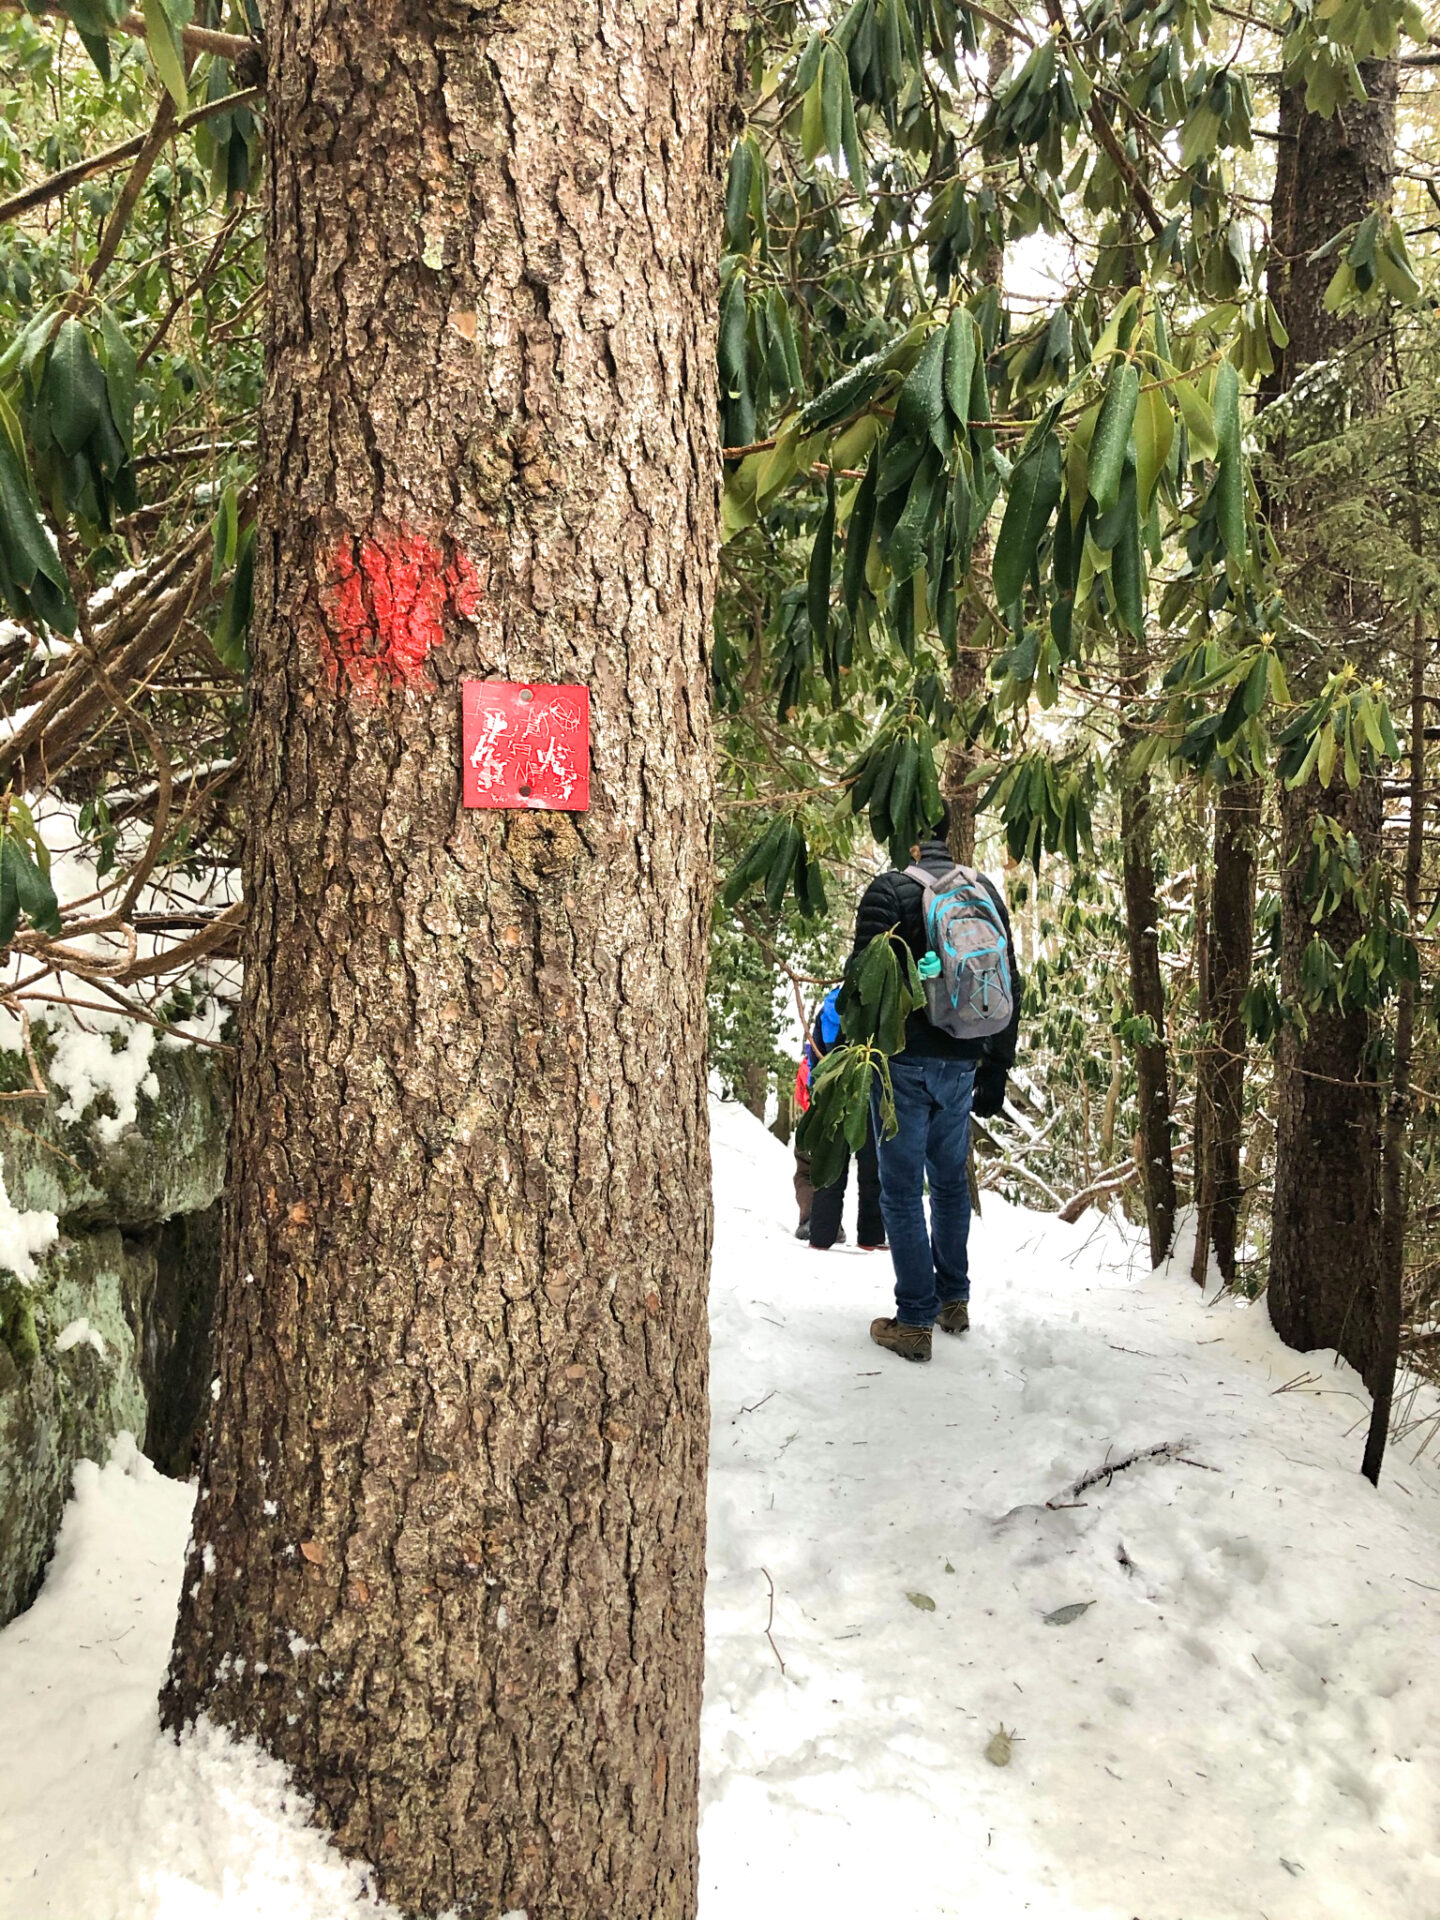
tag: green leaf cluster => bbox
[796,1040,891,1188]
[0,796,61,948]
[839,926,925,1052]
[0,307,142,625]
[722,815,829,919]
[844,714,944,863]
[980,752,1095,872]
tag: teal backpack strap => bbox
[904,865,954,979]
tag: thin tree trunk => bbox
[944,29,1007,868]
[1100,1028,1122,1167]
[944,624,983,863]
[1110,208,1176,1269]
[1121,763,1177,1267]
[161,6,726,1916]
[1362,606,1426,1482]
[1194,778,1258,1285]
[1190,839,1211,1282]
[1271,779,1384,1375]
[741,1058,768,1121]
[1265,59,1397,1385]
[1239,1097,1273,1258]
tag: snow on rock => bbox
[0,1098,1437,1919]
[0,1149,58,1282]
[0,798,239,1148]
[53,1316,107,1357]
[48,1019,160,1145]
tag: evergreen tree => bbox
[149,5,723,1913]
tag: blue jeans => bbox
[872,1055,976,1327]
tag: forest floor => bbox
[2,1096,1438,1918]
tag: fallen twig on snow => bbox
[1054,1439,1196,1504]
[760,1567,785,1676]
[1272,1370,1323,1395]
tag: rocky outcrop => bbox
[0,1039,230,1623]
[0,1039,230,1228]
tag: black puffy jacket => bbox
[848,840,1022,1070]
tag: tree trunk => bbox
[1193,778,1258,1285]
[1363,600,1426,1480]
[1100,1028,1122,1167]
[161,7,726,1917]
[771,1078,793,1146]
[1265,60,1397,1384]
[1121,766,1177,1267]
[1110,205,1175,1271]
[1190,835,1210,1281]
[1271,782,1384,1377]
[943,28,1007,869]
[943,626,983,864]
[741,1058,768,1121]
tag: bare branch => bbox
[1058,1159,1139,1224]
[0,1,258,63]
[114,901,243,982]
[117,8,257,59]
[68,93,177,311]
[0,87,263,227]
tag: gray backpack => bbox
[905,863,1014,1041]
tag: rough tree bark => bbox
[161,6,727,1917]
[1265,61,1397,1384]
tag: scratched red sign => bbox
[462,682,590,811]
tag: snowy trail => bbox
[701,1100,1440,1920]
[1,1097,1437,1918]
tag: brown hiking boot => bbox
[869,1317,932,1363]
[937,1300,970,1335]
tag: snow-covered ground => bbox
[2,1097,1438,1918]
[702,1102,1440,1920]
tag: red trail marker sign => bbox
[461,682,590,811]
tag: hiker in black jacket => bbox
[851,801,1021,1363]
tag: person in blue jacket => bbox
[795,986,886,1253]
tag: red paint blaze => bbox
[321,531,481,695]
